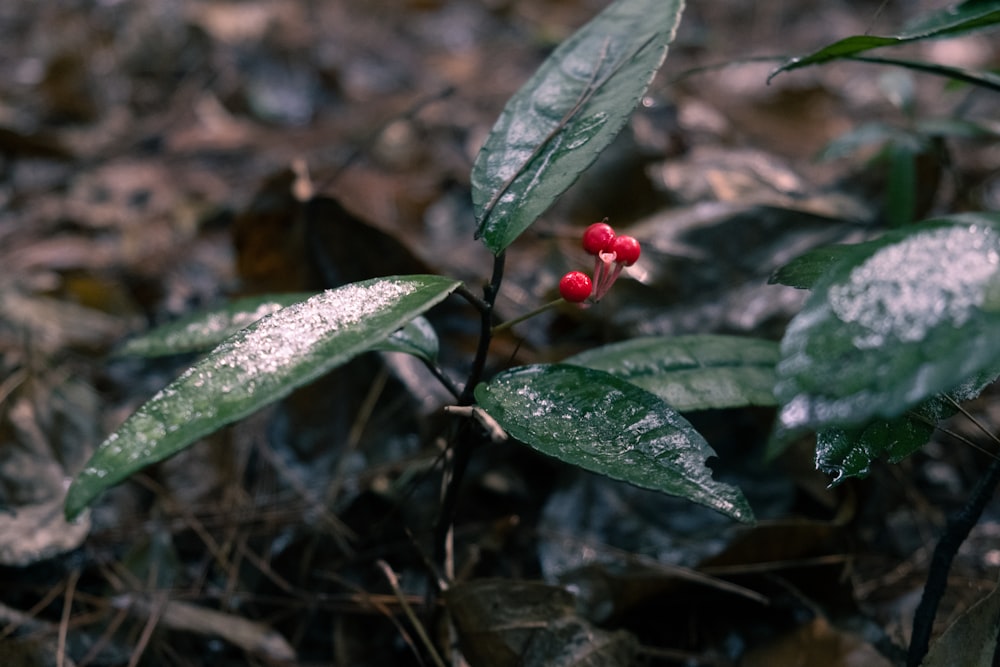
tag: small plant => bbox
[65,0,761,528]
[63,0,1000,662]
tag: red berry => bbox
[609,235,641,266]
[559,271,592,303]
[582,222,616,255]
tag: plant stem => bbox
[454,284,491,316]
[907,450,1000,666]
[434,252,505,573]
[420,358,462,399]
[491,298,563,334]
[460,251,505,406]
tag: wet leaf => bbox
[65,275,461,520]
[816,401,945,485]
[471,0,685,254]
[119,294,440,363]
[770,0,1000,81]
[815,368,998,483]
[446,579,636,667]
[775,213,1000,433]
[474,364,754,522]
[117,293,316,357]
[565,335,778,412]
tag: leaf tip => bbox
[63,483,91,523]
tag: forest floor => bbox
[1,1,999,665]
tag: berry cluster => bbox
[559,220,641,303]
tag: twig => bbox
[907,449,1000,666]
[443,406,507,444]
[377,560,447,667]
[126,593,166,667]
[57,569,80,667]
[491,298,563,334]
[453,284,491,316]
[421,357,463,400]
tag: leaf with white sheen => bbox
[475,364,754,522]
[120,294,440,364]
[118,293,317,357]
[775,214,1000,433]
[565,335,778,412]
[66,275,460,519]
[472,0,685,254]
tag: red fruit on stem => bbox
[582,222,616,255]
[609,235,641,266]
[559,271,593,303]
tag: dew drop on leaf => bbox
[828,225,1000,349]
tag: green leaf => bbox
[565,335,778,412]
[815,399,947,484]
[775,213,1000,433]
[474,364,754,522]
[471,0,685,254]
[815,368,998,483]
[65,275,461,520]
[375,316,439,363]
[885,141,917,228]
[118,293,318,357]
[844,55,1000,93]
[120,294,440,364]
[902,0,1000,38]
[769,1,1000,81]
[769,244,861,290]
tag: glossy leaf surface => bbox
[775,214,1000,433]
[66,275,461,519]
[565,335,778,412]
[815,401,945,485]
[471,0,684,254]
[475,364,754,522]
[120,294,440,364]
[814,368,998,483]
[118,293,317,357]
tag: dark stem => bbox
[420,358,462,400]
[459,251,505,406]
[433,251,505,572]
[907,450,1000,666]
[453,284,491,316]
